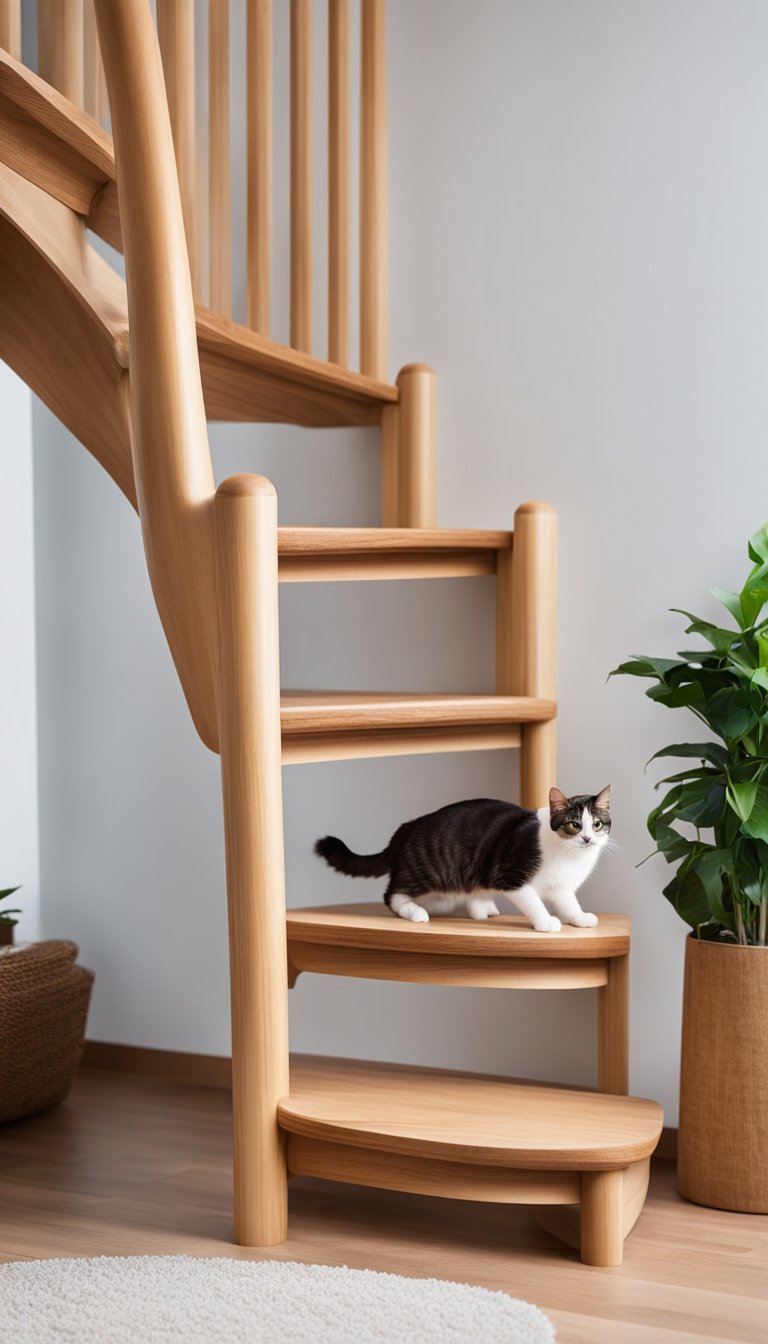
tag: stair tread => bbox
[280,1054,663,1168]
[287,904,630,959]
[278,526,511,554]
[280,692,556,733]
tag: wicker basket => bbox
[0,940,93,1124]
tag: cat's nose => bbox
[581,835,592,844]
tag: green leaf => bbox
[664,869,711,928]
[756,631,768,672]
[727,780,759,822]
[711,587,745,627]
[676,780,726,827]
[748,525,768,565]
[705,687,757,740]
[739,785,768,842]
[0,887,20,901]
[654,824,694,863]
[646,681,704,709]
[647,742,729,770]
[610,656,683,680]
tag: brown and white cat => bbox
[315,786,611,931]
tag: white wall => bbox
[30,0,768,1125]
[0,365,40,944]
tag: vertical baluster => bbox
[360,0,386,380]
[157,0,201,299]
[83,0,107,124]
[0,0,21,60]
[290,0,312,352]
[209,0,231,317]
[38,0,84,105]
[247,0,272,334]
[328,0,348,366]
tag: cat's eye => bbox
[593,819,603,830]
[565,821,581,834]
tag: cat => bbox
[315,786,611,932]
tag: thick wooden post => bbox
[497,502,557,808]
[395,363,437,527]
[581,1169,624,1267]
[598,953,629,1095]
[215,474,289,1246]
[38,0,83,104]
[0,0,21,60]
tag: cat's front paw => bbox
[569,912,598,928]
[468,898,500,921]
[533,915,562,933]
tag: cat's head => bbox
[548,786,611,848]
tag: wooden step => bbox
[280,692,555,763]
[0,51,398,432]
[277,527,511,581]
[287,904,629,988]
[280,1054,663,1265]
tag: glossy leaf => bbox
[647,742,729,770]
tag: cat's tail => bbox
[314,835,391,878]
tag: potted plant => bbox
[0,888,21,947]
[612,526,768,1213]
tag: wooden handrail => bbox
[94,0,219,750]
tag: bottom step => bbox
[279,1055,663,1266]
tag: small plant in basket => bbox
[0,887,22,945]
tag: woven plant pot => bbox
[0,941,93,1124]
[0,923,13,947]
[678,935,768,1212]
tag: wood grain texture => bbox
[280,1055,662,1171]
[276,525,510,584]
[598,949,629,1095]
[396,363,437,527]
[498,502,557,808]
[83,0,107,126]
[288,943,610,989]
[360,0,387,378]
[0,48,113,213]
[215,476,289,1246]
[38,0,83,106]
[246,0,271,333]
[286,905,630,960]
[95,0,219,750]
[0,1073,763,1343]
[290,0,313,352]
[208,0,231,316]
[157,0,200,297]
[280,690,556,733]
[328,0,349,365]
[0,163,134,503]
[288,1136,582,1205]
[0,0,20,60]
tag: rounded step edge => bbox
[279,1054,664,1171]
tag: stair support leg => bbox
[215,475,289,1246]
[497,501,557,809]
[580,1169,624,1267]
[597,953,629,1094]
[381,364,437,526]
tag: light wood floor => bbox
[0,1070,765,1344]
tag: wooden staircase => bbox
[0,0,662,1267]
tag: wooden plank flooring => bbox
[0,1069,765,1343]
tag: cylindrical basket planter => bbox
[0,940,94,1124]
[678,934,768,1212]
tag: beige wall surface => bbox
[30,1,768,1124]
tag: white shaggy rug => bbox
[0,1255,555,1343]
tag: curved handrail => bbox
[94,0,219,749]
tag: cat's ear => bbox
[594,785,611,811]
[549,786,569,814]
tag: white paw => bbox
[533,915,562,933]
[468,899,499,921]
[570,912,598,928]
[410,905,429,923]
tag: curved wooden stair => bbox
[282,1055,662,1268]
[0,0,663,1268]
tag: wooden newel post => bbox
[215,474,289,1247]
[497,501,557,809]
[396,363,437,527]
